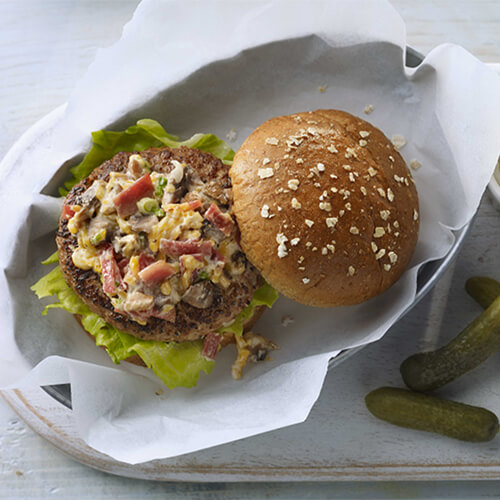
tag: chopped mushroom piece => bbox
[231,332,279,380]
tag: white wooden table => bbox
[1,1,499,498]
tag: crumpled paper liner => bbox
[0,0,499,463]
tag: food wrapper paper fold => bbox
[0,0,499,463]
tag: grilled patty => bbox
[57,146,261,342]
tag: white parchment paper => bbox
[1,0,499,463]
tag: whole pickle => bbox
[401,295,500,392]
[466,276,500,309]
[366,387,499,442]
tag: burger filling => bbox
[65,154,245,326]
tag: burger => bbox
[33,110,419,389]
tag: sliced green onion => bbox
[137,197,159,215]
[154,208,165,218]
[154,176,168,198]
[90,229,106,246]
[196,270,210,282]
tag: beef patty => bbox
[57,146,261,342]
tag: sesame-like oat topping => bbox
[375,249,386,260]
[327,145,338,153]
[380,210,390,221]
[350,226,359,235]
[291,237,300,246]
[276,232,288,258]
[317,163,325,172]
[302,278,310,284]
[261,204,270,218]
[262,158,271,165]
[326,217,338,228]
[391,134,406,150]
[265,137,279,145]
[226,128,237,142]
[359,131,370,138]
[413,209,419,221]
[373,227,386,238]
[291,198,302,209]
[371,242,378,252]
[345,147,358,159]
[368,167,377,177]
[359,139,368,147]
[288,179,299,190]
[383,264,392,271]
[258,167,274,179]
[387,188,395,202]
[410,159,422,170]
[364,104,374,114]
[388,251,398,264]
[348,266,356,276]
[319,202,332,212]
[305,219,314,227]
[360,186,367,196]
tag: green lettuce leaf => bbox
[217,283,279,336]
[31,265,214,389]
[61,119,234,194]
[31,265,276,389]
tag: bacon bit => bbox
[204,203,234,235]
[62,205,75,220]
[99,245,121,294]
[139,260,177,285]
[138,251,156,271]
[160,238,213,258]
[113,173,154,217]
[117,258,129,278]
[202,332,222,361]
[187,199,202,210]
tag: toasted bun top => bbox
[230,109,419,307]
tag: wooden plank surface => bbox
[1,0,499,497]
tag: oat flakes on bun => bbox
[230,109,419,307]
